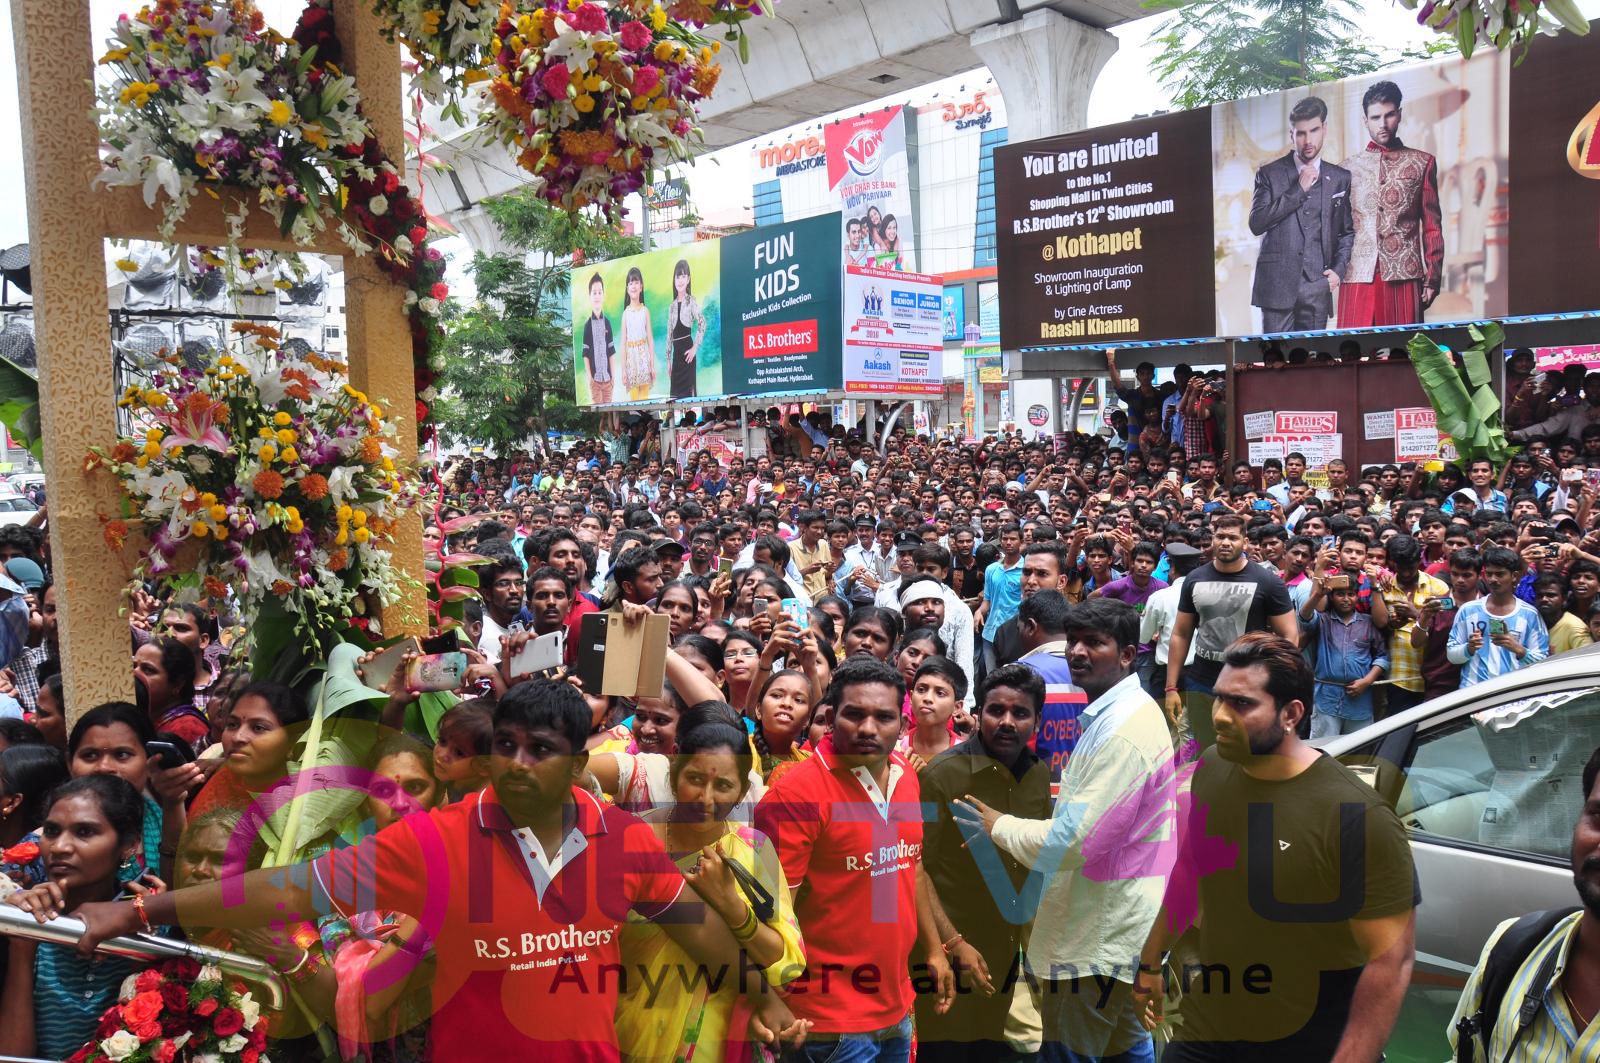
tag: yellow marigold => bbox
[337,504,353,521]
[192,520,210,538]
[335,528,349,546]
[299,473,329,501]
[99,47,131,63]
[252,469,285,500]
[207,504,227,523]
[280,446,299,464]
[652,40,676,61]
[114,258,140,272]
[273,411,292,426]
[214,524,229,541]
[359,435,383,464]
[649,4,667,29]
[275,428,297,446]
[421,8,442,33]
[574,93,596,113]
[353,527,371,544]
[302,124,329,151]
[351,510,368,527]
[258,443,277,464]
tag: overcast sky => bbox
[0,1,1593,250]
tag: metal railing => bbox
[0,902,286,1010]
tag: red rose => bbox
[160,982,188,1012]
[121,990,163,1026]
[1,840,39,863]
[213,1006,245,1037]
[383,170,400,194]
[251,1015,269,1041]
[134,1020,163,1042]
[66,1047,92,1063]
[135,969,163,993]
[430,282,449,300]
[194,997,219,1018]
[619,20,653,50]
[409,225,428,244]
[153,1039,178,1063]
[171,959,201,982]
[242,1050,260,1063]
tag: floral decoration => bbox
[479,0,722,221]
[87,324,418,667]
[95,0,376,251]
[68,959,268,1063]
[656,0,776,61]
[187,245,303,297]
[1400,0,1589,56]
[369,0,498,118]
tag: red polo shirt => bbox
[753,736,924,1034]
[312,786,683,1062]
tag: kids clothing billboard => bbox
[994,23,1600,350]
[572,214,843,405]
[829,106,918,272]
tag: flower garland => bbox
[95,0,375,251]
[68,960,268,1063]
[1400,0,1589,55]
[370,0,498,118]
[479,1,722,221]
[293,0,449,436]
[87,324,419,663]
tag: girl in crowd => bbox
[431,699,493,800]
[132,636,208,751]
[614,718,803,1060]
[721,629,766,716]
[843,606,901,662]
[900,657,965,771]
[894,627,947,694]
[619,266,657,401]
[68,703,195,884]
[750,669,812,780]
[655,579,701,639]
[31,674,65,750]
[667,259,706,400]
[1,776,162,1061]
[0,744,69,889]
[188,682,309,822]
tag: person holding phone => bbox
[1447,546,1549,688]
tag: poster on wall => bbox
[828,106,918,271]
[570,240,723,405]
[993,109,1216,350]
[1212,50,1509,336]
[721,213,845,394]
[843,265,945,395]
[943,285,966,340]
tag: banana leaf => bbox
[1406,322,1512,468]
[0,355,42,460]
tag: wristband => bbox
[131,893,153,933]
[1165,686,1180,693]
[941,933,964,954]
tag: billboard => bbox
[571,239,723,405]
[721,213,845,394]
[1213,51,1508,335]
[843,266,945,395]
[993,109,1216,350]
[829,106,918,271]
[942,285,966,340]
[992,23,1600,350]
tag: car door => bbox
[1334,678,1600,1060]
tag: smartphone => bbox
[362,637,419,691]
[779,598,809,629]
[751,596,771,615]
[406,652,468,693]
[1325,575,1352,591]
[509,629,565,677]
[419,631,461,656]
[717,556,734,577]
[145,740,195,769]
[1489,619,1508,637]
[1252,499,1274,512]
[1320,535,1336,549]
[1562,467,1584,483]
[1428,595,1455,611]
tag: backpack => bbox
[1453,906,1580,1063]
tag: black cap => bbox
[854,515,876,528]
[894,531,922,551]
[1165,542,1204,560]
[653,539,686,557]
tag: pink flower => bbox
[619,20,653,51]
[570,3,608,32]
[541,62,570,99]
[632,65,661,96]
[430,282,449,300]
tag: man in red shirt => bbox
[755,657,954,1062]
[70,679,807,1061]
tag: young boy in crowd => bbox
[1300,569,1389,739]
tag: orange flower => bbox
[491,80,533,122]
[558,129,620,165]
[326,547,349,570]
[299,473,330,500]
[252,469,285,499]
[693,62,721,96]
[670,0,715,21]
[270,579,294,596]
[286,382,312,402]
[359,436,384,464]
[103,519,130,552]
[203,576,229,600]
[112,441,138,463]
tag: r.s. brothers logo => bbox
[844,127,887,178]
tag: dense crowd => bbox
[2,347,1600,1062]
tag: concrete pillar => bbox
[969,9,1118,144]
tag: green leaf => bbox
[0,357,42,460]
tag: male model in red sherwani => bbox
[1338,79,1444,327]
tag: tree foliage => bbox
[1147,0,1451,111]
[435,193,642,451]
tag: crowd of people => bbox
[2,346,1600,1062]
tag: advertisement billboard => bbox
[992,109,1216,350]
[1213,51,1509,336]
[720,213,844,394]
[573,214,842,404]
[942,285,966,341]
[571,240,723,405]
[829,106,918,272]
[843,265,945,395]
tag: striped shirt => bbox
[1381,572,1450,693]
[33,937,139,1059]
[1448,911,1600,1061]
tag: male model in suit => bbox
[1248,95,1355,333]
[1339,79,1444,327]
[579,271,616,404]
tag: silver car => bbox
[1317,646,1600,1061]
